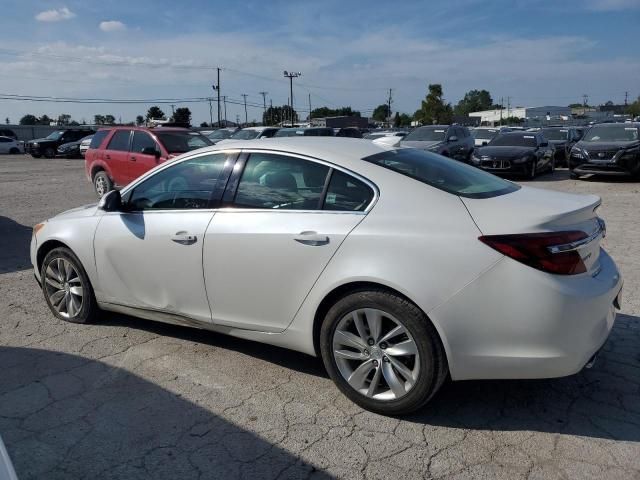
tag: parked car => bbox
[26,129,95,158]
[32,138,621,415]
[205,128,239,144]
[57,139,83,158]
[335,127,363,138]
[0,136,23,154]
[471,131,555,178]
[216,126,279,144]
[540,127,583,167]
[400,125,474,162]
[274,127,334,137]
[470,127,507,147]
[79,134,93,157]
[0,128,17,140]
[365,131,408,147]
[84,127,213,197]
[568,123,640,179]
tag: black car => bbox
[56,138,83,158]
[540,126,583,167]
[274,127,334,137]
[400,125,474,162]
[471,131,555,178]
[569,123,640,179]
[26,129,95,158]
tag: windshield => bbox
[45,131,64,140]
[489,134,537,147]
[231,130,260,140]
[155,131,212,153]
[207,130,234,140]
[582,126,639,142]
[364,148,519,199]
[542,129,569,141]
[472,129,499,140]
[403,127,446,142]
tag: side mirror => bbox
[482,141,488,146]
[448,135,458,142]
[141,147,161,158]
[98,189,122,212]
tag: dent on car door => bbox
[202,152,376,333]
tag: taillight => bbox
[479,231,588,275]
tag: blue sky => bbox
[0,0,638,124]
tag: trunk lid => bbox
[462,186,604,274]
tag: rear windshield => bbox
[472,129,499,140]
[155,131,212,153]
[542,129,568,140]
[363,148,519,199]
[582,125,639,142]
[403,127,446,142]
[489,134,537,147]
[89,130,110,149]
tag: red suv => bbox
[84,127,213,197]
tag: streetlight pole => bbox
[241,94,248,126]
[259,91,268,125]
[283,71,301,127]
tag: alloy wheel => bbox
[43,257,84,319]
[95,176,107,197]
[332,308,420,401]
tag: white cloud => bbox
[99,21,126,32]
[35,7,76,22]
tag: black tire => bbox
[41,247,98,324]
[320,289,448,416]
[9,147,19,154]
[31,153,41,158]
[570,171,579,179]
[529,160,537,179]
[93,171,113,198]
[44,146,56,158]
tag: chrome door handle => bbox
[294,231,329,246]
[171,232,197,245]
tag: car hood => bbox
[474,145,536,158]
[578,140,640,151]
[29,137,55,144]
[52,203,98,220]
[400,140,443,149]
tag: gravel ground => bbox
[1,154,639,479]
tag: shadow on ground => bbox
[0,346,327,480]
[0,216,32,274]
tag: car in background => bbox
[471,131,555,178]
[569,123,640,179]
[0,136,23,154]
[540,127,583,167]
[205,128,239,144]
[216,126,279,144]
[470,127,508,147]
[85,126,212,197]
[274,127,334,137]
[0,128,17,140]
[26,129,95,158]
[364,130,408,147]
[57,134,94,158]
[335,127,363,138]
[79,134,93,157]
[400,125,474,162]
[32,138,621,415]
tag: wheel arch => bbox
[36,239,72,273]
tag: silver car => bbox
[31,138,621,415]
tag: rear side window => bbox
[324,171,373,211]
[90,130,110,149]
[107,130,131,151]
[363,148,519,199]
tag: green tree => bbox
[372,104,390,122]
[311,106,361,118]
[69,120,80,126]
[502,116,523,125]
[453,89,493,116]
[94,115,105,125]
[104,115,116,125]
[626,96,640,117]
[57,113,72,126]
[172,107,192,126]
[398,113,412,127]
[414,84,453,125]
[5,117,9,125]
[146,106,165,120]
[199,121,209,128]
[38,115,53,125]
[136,115,145,126]
[263,105,297,126]
[19,114,38,125]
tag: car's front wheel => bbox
[44,146,56,158]
[320,289,447,415]
[93,171,113,198]
[41,247,98,324]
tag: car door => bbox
[0,137,10,153]
[103,130,133,186]
[129,130,163,181]
[203,151,376,332]
[94,151,232,323]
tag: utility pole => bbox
[283,71,302,127]
[241,94,248,126]
[270,99,273,126]
[507,96,511,119]
[259,91,268,125]
[582,94,589,107]
[387,88,393,126]
[208,98,213,126]
[223,96,227,126]
[625,91,629,106]
[499,97,503,126]
[216,68,221,127]
[170,104,176,116]
[308,93,312,124]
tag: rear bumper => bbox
[431,249,622,380]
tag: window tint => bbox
[127,154,227,210]
[324,171,374,212]
[131,131,158,153]
[363,148,519,199]
[107,130,131,151]
[234,153,329,210]
[90,130,110,149]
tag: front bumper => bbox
[474,158,530,175]
[570,152,640,177]
[430,249,622,381]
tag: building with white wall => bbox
[469,106,571,126]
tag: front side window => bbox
[234,153,330,210]
[324,171,374,211]
[107,130,132,151]
[131,131,158,153]
[127,153,227,210]
[364,148,519,199]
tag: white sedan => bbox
[0,136,23,154]
[30,138,622,415]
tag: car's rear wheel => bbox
[44,146,56,158]
[41,247,98,324]
[93,171,113,198]
[31,153,41,158]
[320,289,447,415]
[9,147,19,154]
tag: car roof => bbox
[239,126,276,132]
[98,126,192,132]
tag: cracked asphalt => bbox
[1,154,639,479]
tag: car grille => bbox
[481,159,512,169]
[586,149,619,161]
